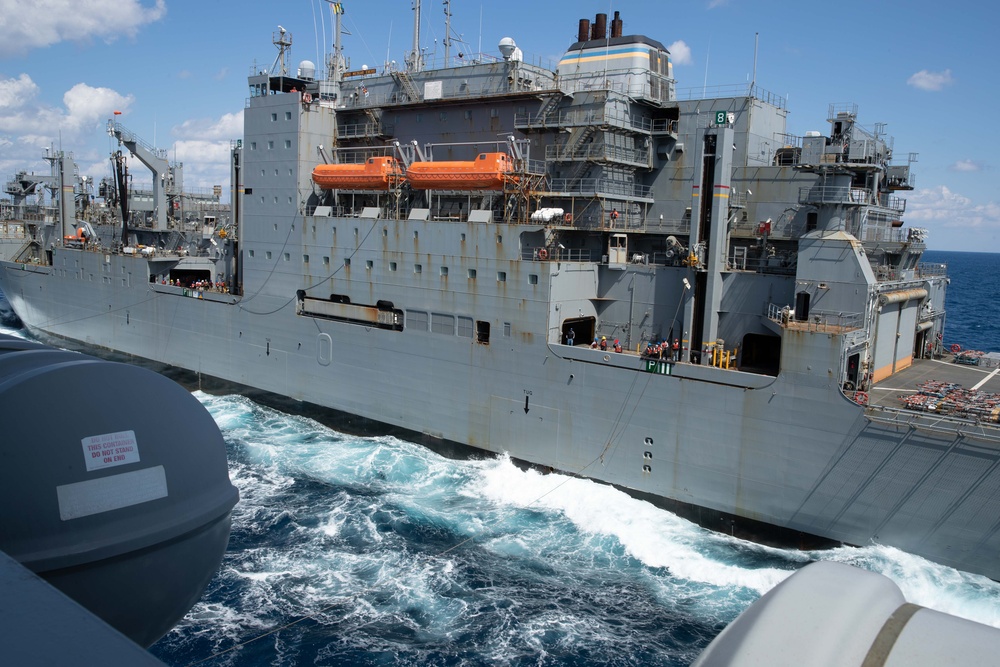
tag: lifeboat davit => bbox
[406,152,517,190]
[311,156,403,190]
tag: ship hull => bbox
[5,246,1000,581]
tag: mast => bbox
[408,0,423,72]
[443,0,451,66]
[332,1,345,96]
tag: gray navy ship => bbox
[4,4,1000,582]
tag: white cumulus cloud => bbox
[172,112,244,142]
[166,112,245,192]
[0,75,132,139]
[0,74,40,110]
[907,69,953,91]
[0,0,166,56]
[949,159,983,172]
[668,40,692,66]
[906,186,1000,229]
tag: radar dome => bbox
[298,59,316,80]
[498,37,517,59]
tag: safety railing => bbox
[767,303,864,332]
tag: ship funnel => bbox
[578,18,591,42]
[611,11,623,38]
[591,13,607,40]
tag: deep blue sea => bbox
[924,250,1000,353]
[2,250,1000,666]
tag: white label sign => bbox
[57,466,167,520]
[81,430,140,471]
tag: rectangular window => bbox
[431,313,455,335]
[478,321,492,344]
[390,261,397,271]
[468,268,477,279]
[503,322,511,337]
[464,110,472,120]
[283,252,290,261]
[440,266,448,276]
[323,256,330,265]
[285,111,291,120]
[265,251,272,259]
[497,271,506,282]
[284,139,291,149]
[271,113,277,121]
[267,141,274,149]
[303,254,309,263]
[248,249,255,258]
[457,316,473,338]
[344,258,351,267]
[250,142,257,150]
[529,274,538,285]
[408,310,428,331]
[414,263,422,273]
[366,260,374,270]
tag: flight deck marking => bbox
[973,368,1000,391]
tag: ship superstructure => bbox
[3,4,1000,581]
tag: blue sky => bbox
[1,0,996,252]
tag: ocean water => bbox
[2,250,999,666]
[924,250,1000,353]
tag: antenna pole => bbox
[334,4,343,86]
[443,0,452,66]
[751,32,758,92]
[409,0,422,72]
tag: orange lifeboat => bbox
[311,156,403,190]
[406,152,517,190]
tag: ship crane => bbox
[107,119,172,232]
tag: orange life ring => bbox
[302,92,313,104]
[538,248,548,260]
[854,391,869,406]
[564,213,572,223]
[950,343,961,354]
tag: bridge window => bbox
[432,313,455,335]
[407,310,428,331]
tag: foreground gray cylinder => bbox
[0,334,239,647]
[693,560,1000,667]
